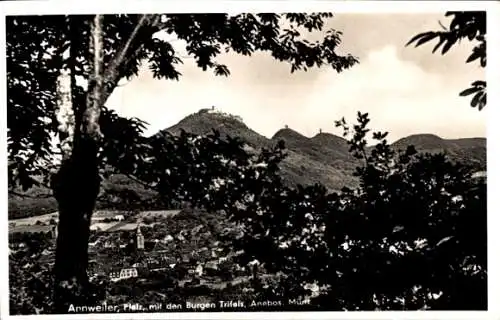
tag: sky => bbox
[106,13,486,143]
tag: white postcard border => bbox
[0,1,498,319]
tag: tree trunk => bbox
[49,14,153,313]
[51,15,104,313]
[52,137,101,313]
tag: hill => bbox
[392,134,486,170]
[162,110,485,190]
[8,108,486,219]
[163,109,272,149]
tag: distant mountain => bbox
[392,134,486,170]
[8,108,486,219]
[163,111,362,190]
[161,109,486,191]
[273,128,310,146]
[163,109,272,149]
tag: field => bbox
[9,210,182,233]
[9,212,58,227]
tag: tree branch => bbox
[100,15,160,106]
[83,15,105,139]
[438,20,448,31]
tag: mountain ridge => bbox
[161,109,486,190]
[8,108,486,219]
[161,109,486,149]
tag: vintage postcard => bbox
[0,1,497,319]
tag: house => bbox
[104,241,114,248]
[120,267,138,279]
[109,267,139,281]
[158,254,176,265]
[114,214,125,221]
[188,264,204,276]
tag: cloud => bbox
[106,19,486,143]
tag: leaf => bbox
[466,50,481,63]
[406,32,438,47]
[441,38,456,55]
[471,91,482,108]
[214,64,230,77]
[471,80,486,87]
[477,92,487,111]
[471,91,486,110]
[459,86,480,97]
[480,56,486,68]
[432,36,446,54]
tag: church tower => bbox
[136,223,144,251]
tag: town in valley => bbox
[9,206,320,312]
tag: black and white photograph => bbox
[1,1,496,318]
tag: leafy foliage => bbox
[406,11,486,110]
[7,13,358,195]
[232,112,486,310]
[7,13,358,312]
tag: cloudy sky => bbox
[106,13,486,142]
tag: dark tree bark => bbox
[51,137,101,313]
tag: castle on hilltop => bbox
[197,106,244,122]
[198,105,217,114]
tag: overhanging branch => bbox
[100,14,161,106]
